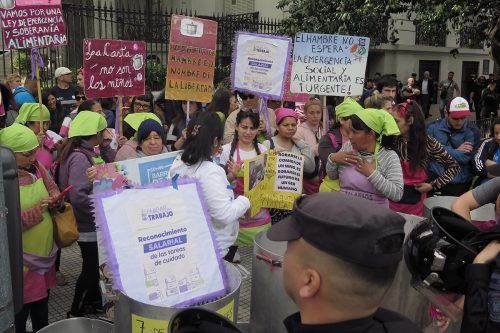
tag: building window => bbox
[232,0,236,4]
[483,60,490,75]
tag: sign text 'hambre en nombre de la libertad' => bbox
[0,4,67,49]
[83,38,146,98]
[165,15,217,103]
[290,33,370,97]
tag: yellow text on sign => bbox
[131,314,168,333]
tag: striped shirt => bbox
[395,135,460,190]
[326,141,404,202]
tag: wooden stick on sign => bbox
[35,60,43,131]
[321,95,327,135]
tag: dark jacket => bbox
[461,258,500,333]
[473,138,499,181]
[417,79,435,99]
[283,309,422,333]
[427,119,479,184]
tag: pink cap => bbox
[275,108,298,125]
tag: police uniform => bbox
[267,193,422,333]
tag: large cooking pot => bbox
[424,196,495,221]
[38,318,113,333]
[250,231,298,333]
[114,262,241,332]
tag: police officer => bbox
[267,192,422,333]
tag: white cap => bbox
[449,97,472,118]
[54,67,72,78]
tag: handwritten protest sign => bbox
[283,58,310,103]
[93,151,180,193]
[0,2,67,49]
[83,39,145,98]
[165,15,217,103]
[290,33,370,96]
[93,180,227,307]
[244,151,303,216]
[232,32,291,100]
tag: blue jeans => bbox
[438,98,446,118]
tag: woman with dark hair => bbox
[389,101,460,215]
[168,100,202,151]
[473,118,500,185]
[219,110,270,261]
[57,111,108,317]
[169,112,250,259]
[42,88,67,133]
[318,98,362,192]
[206,87,232,123]
[326,108,403,206]
[0,82,18,127]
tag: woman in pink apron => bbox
[326,108,404,206]
[0,123,61,333]
[294,98,323,194]
[389,101,460,216]
[15,102,55,171]
[220,110,270,262]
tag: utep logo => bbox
[141,205,174,222]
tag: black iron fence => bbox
[0,1,281,89]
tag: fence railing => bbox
[471,117,498,138]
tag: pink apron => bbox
[233,144,270,246]
[389,161,428,216]
[340,161,389,207]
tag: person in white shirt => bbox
[169,112,250,259]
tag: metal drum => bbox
[38,318,113,333]
[250,230,298,333]
[424,196,495,221]
[114,262,241,332]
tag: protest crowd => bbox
[1,3,500,333]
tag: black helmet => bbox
[168,308,242,333]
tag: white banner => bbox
[93,180,227,307]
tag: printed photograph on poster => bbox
[244,151,304,216]
[165,15,217,103]
[248,154,267,191]
[83,38,146,98]
[92,180,227,307]
[290,33,370,97]
[231,32,292,100]
[93,151,180,193]
[0,3,67,49]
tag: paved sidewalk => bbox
[48,244,254,325]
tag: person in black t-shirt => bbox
[51,67,77,115]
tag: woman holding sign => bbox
[58,111,108,317]
[262,108,316,175]
[0,124,61,333]
[326,108,404,206]
[169,112,250,259]
[220,110,271,261]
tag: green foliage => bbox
[145,59,166,91]
[12,50,30,74]
[277,0,498,47]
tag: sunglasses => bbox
[76,95,86,101]
[239,93,255,101]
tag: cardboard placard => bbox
[244,151,303,216]
[93,180,227,308]
[0,3,67,49]
[290,33,370,96]
[92,151,180,193]
[231,32,291,100]
[165,15,217,103]
[83,38,146,98]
